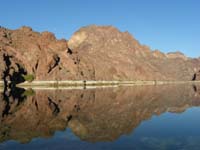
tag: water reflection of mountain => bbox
[0,84,200,143]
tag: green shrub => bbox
[22,74,35,82]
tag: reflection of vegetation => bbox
[22,74,35,82]
[0,126,11,143]
[22,89,35,97]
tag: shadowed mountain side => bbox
[0,26,93,81]
[0,85,200,143]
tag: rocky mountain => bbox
[0,25,200,83]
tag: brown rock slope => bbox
[68,25,200,81]
[0,26,90,81]
[0,25,200,82]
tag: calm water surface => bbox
[1,84,200,150]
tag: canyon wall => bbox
[0,25,200,82]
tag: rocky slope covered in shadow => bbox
[0,25,200,82]
[0,26,89,82]
[0,85,200,143]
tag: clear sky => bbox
[0,0,199,57]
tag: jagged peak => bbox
[19,26,33,32]
[166,51,188,60]
[41,31,56,41]
[68,25,141,50]
[152,49,166,58]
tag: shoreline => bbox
[16,80,200,87]
[0,80,199,87]
[0,80,199,91]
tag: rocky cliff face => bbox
[68,25,200,81]
[0,26,84,82]
[0,25,200,82]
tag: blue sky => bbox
[0,0,199,57]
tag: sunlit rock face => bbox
[0,85,200,143]
[0,25,200,82]
[68,25,200,81]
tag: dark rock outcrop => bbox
[192,70,200,81]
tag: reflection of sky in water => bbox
[1,107,200,150]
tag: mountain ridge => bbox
[0,25,200,83]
